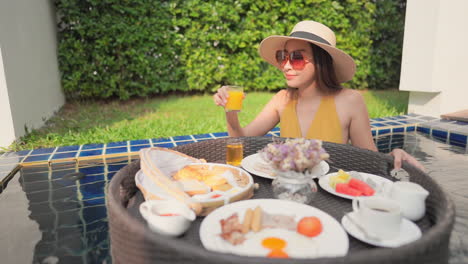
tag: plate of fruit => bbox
[318,170,393,199]
[199,199,348,259]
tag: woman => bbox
[214,20,423,171]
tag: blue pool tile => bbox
[371,130,376,136]
[373,118,387,122]
[79,174,105,184]
[56,145,80,152]
[371,123,387,128]
[174,141,194,146]
[107,141,127,148]
[212,132,229,138]
[271,127,280,132]
[196,138,213,142]
[130,144,151,152]
[152,137,172,144]
[105,147,128,154]
[432,135,447,144]
[172,135,193,141]
[450,133,467,146]
[80,181,106,200]
[30,148,56,155]
[406,126,416,132]
[395,119,410,124]
[130,139,150,145]
[80,166,105,175]
[417,127,430,134]
[385,117,403,121]
[153,142,175,148]
[432,129,448,140]
[52,152,77,160]
[392,127,405,133]
[384,121,403,126]
[108,163,128,172]
[23,154,51,163]
[193,133,213,139]
[378,129,391,135]
[79,149,103,157]
[82,143,104,150]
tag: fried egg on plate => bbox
[227,228,319,258]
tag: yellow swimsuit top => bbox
[280,96,344,143]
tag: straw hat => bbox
[258,20,356,83]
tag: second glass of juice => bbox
[225,86,244,112]
[226,138,243,166]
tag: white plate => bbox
[199,199,349,259]
[241,153,329,180]
[318,172,393,200]
[341,212,421,248]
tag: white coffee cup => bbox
[352,197,402,240]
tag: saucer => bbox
[341,212,422,248]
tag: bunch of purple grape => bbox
[260,138,329,172]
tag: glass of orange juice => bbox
[226,138,243,166]
[224,86,244,112]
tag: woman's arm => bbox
[347,92,377,151]
[214,88,286,137]
[347,91,425,171]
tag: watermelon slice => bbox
[348,178,375,196]
[336,183,362,196]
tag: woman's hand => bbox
[213,86,230,108]
[390,148,425,172]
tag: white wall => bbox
[400,0,468,116]
[0,47,16,147]
[0,0,64,148]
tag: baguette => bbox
[251,206,263,232]
[242,208,253,234]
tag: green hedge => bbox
[55,0,406,99]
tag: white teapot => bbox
[387,181,429,221]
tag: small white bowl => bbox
[139,199,196,236]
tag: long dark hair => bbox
[288,43,342,99]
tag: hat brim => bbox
[258,35,356,83]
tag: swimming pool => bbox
[0,114,467,263]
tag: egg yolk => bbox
[267,249,289,258]
[261,237,287,250]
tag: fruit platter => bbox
[318,170,394,199]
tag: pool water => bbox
[0,132,467,264]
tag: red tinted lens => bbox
[275,50,288,67]
[290,51,306,70]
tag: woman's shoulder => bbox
[335,88,365,105]
[271,89,290,103]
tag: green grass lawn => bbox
[5,90,408,152]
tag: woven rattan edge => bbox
[107,137,455,264]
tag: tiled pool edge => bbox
[1,114,468,190]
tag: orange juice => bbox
[225,90,244,112]
[226,141,243,166]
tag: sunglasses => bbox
[275,50,310,70]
